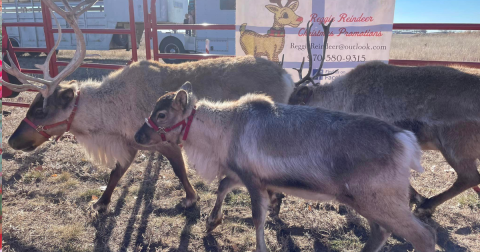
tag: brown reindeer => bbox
[288,23,480,218]
[3,0,294,213]
[134,82,436,252]
[239,0,303,62]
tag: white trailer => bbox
[2,0,188,53]
[2,0,236,63]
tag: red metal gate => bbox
[2,0,138,108]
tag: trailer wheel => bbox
[9,38,24,57]
[159,37,186,64]
[113,34,129,47]
[2,53,21,98]
[29,52,41,57]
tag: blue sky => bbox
[394,0,480,23]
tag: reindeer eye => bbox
[158,113,166,119]
[282,12,288,19]
[34,108,46,118]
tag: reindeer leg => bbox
[160,144,199,208]
[268,191,285,218]
[361,220,391,252]
[364,209,435,252]
[243,178,269,252]
[409,184,426,207]
[271,52,279,63]
[348,187,435,252]
[93,149,137,212]
[417,158,480,218]
[206,176,242,232]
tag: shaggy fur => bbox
[289,60,480,216]
[8,56,294,210]
[135,84,435,252]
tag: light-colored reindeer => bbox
[288,23,480,218]
[2,0,294,213]
[239,0,303,62]
[134,82,436,252]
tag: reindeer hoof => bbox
[181,194,200,208]
[92,200,109,213]
[409,194,427,209]
[415,207,434,219]
[268,203,281,218]
[206,214,223,233]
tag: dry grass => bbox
[2,33,480,252]
[390,32,480,62]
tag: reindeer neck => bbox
[309,84,347,112]
[267,22,286,37]
[180,101,234,182]
[182,101,234,152]
[271,20,284,29]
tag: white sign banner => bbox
[236,0,396,84]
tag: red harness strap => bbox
[24,91,81,141]
[474,185,480,193]
[145,108,196,143]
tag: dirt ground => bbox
[2,35,480,251]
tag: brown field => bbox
[390,32,480,62]
[2,33,480,252]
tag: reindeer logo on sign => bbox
[239,0,303,62]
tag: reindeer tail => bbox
[395,130,424,173]
[240,23,247,34]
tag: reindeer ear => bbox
[180,81,193,94]
[287,1,299,11]
[58,88,75,109]
[265,5,280,13]
[173,90,188,111]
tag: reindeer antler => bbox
[294,20,338,87]
[284,0,297,7]
[269,0,283,7]
[2,0,97,103]
[269,0,297,8]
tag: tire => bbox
[9,39,41,57]
[159,37,186,64]
[29,52,41,57]
[112,34,129,47]
[2,53,21,98]
[9,39,24,57]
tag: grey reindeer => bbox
[2,0,294,213]
[288,23,480,218]
[134,81,436,252]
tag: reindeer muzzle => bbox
[143,108,196,143]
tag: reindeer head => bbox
[135,82,197,146]
[288,20,338,105]
[267,0,303,28]
[3,0,96,151]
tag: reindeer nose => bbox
[134,131,148,145]
[297,17,303,22]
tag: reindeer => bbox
[2,0,295,213]
[134,81,436,252]
[288,22,480,218]
[239,0,303,62]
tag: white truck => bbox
[156,0,235,63]
[2,0,236,63]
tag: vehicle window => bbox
[220,0,235,10]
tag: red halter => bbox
[23,91,80,141]
[145,108,196,142]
